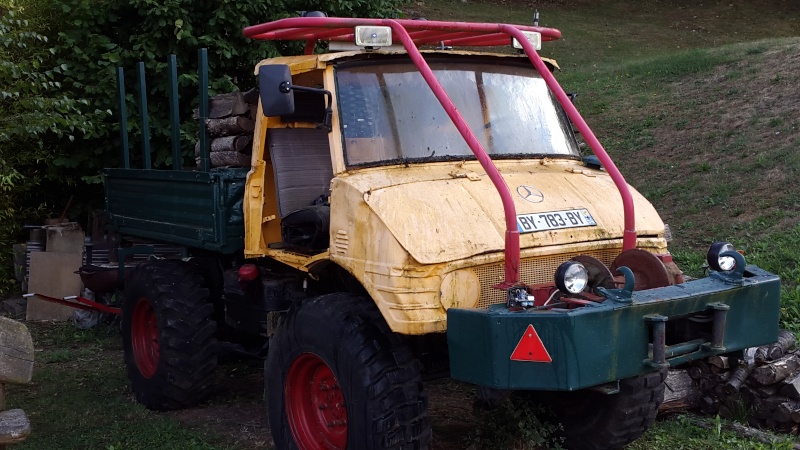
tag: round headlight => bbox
[707,241,737,272]
[555,261,589,294]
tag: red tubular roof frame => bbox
[243,17,637,287]
[243,17,562,47]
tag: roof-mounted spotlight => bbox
[354,26,393,48]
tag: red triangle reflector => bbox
[510,324,552,363]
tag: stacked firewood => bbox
[194,89,258,168]
[662,330,800,431]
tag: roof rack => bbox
[243,17,560,50]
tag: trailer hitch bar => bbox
[23,293,121,315]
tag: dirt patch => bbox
[166,363,480,449]
[166,361,270,449]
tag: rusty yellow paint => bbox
[254,50,556,76]
[253,54,324,75]
[322,66,347,174]
[244,101,268,257]
[440,269,481,310]
[243,49,669,336]
[328,177,443,334]
[344,159,665,265]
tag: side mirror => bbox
[258,64,295,116]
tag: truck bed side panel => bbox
[104,168,247,254]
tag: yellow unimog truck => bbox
[103,15,781,450]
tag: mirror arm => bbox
[285,84,334,132]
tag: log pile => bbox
[194,89,258,169]
[661,330,800,432]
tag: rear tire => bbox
[121,260,217,411]
[542,369,667,450]
[266,293,431,449]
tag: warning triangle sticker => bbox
[510,324,552,363]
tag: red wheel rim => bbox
[131,297,159,379]
[285,353,347,449]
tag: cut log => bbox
[708,355,730,371]
[207,151,251,168]
[780,371,800,400]
[660,369,701,413]
[195,135,253,155]
[206,116,254,137]
[764,395,792,411]
[755,330,796,364]
[753,383,780,398]
[717,362,755,397]
[699,394,719,415]
[698,375,717,392]
[193,92,249,119]
[741,385,758,405]
[752,353,800,385]
[774,400,800,423]
[687,360,712,380]
[242,87,259,105]
[712,371,731,383]
[752,397,775,420]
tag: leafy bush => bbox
[470,394,562,449]
[0,0,406,296]
[0,2,105,294]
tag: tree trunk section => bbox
[752,353,800,386]
[205,116,254,137]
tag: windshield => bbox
[336,58,580,166]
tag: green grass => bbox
[8,323,236,450]
[630,415,798,450]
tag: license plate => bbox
[516,208,596,233]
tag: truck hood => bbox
[346,160,665,265]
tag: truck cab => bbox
[244,49,669,335]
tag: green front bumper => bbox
[447,265,780,391]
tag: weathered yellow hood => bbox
[345,160,665,265]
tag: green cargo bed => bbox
[104,168,248,254]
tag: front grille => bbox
[474,248,620,308]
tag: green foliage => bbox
[0,2,105,294]
[0,0,405,296]
[46,0,407,171]
[470,395,562,449]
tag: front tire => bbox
[121,260,218,411]
[266,293,431,449]
[543,369,667,450]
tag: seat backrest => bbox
[267,128,333,217]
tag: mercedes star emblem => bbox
[517,185,544,203]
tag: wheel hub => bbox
[131,297,160,379]
[286,353,347,449]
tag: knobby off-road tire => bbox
[545,369,667,450]
[266,293,431,450]
[121,260,218,411]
